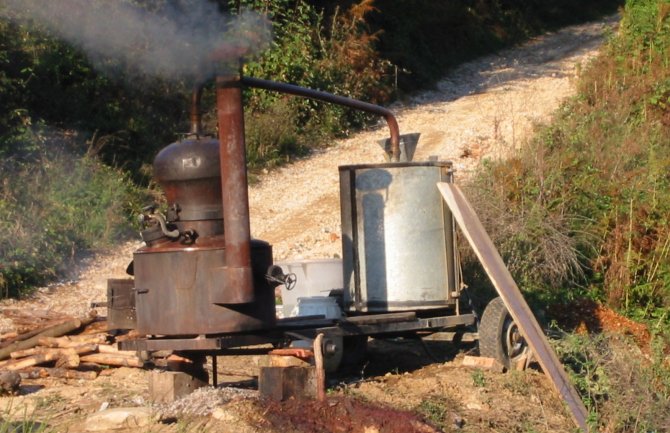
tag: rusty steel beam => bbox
[215,75,254,304]
[241,76,402,161]
[437,183,589,433]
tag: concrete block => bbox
[258,366,316,401]
[149,370,207,403]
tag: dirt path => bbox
[249,16,617,261]
[0,16,617,433]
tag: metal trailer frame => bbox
[119,310,476,354]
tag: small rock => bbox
[465,402,482,411]
[85,407,155,431]
[211,407,236,422]
[452,414,465,429]
[0,371,21,395]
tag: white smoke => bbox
[1,0,271,80]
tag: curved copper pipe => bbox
[241,77,401,161]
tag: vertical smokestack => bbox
[214,74,254,304]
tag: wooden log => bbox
[4,353,59,370]
[9,348,37,359]
[80,320,107,335]
[0,318,72,349]
[55,349,80,369]
[11,343,98,359]
[0,319,82,361]
[39,334,107,348]
[0,332,18,341]
[97,344,137,357]
[79,353,144,368]
[20,367,98,380]
[314,333,326,402]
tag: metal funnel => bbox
[378,133,420,162]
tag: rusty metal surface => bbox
[134,239,276,335]
[215,75,254,304]
[106,278,136,330]
[437,182,589,432]
[241,77,402,161]
[304,314,476,340]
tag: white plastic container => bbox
[276,259,343,316]
[290,296,342,319]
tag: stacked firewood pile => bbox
[0,308,144,383]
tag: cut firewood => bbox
[114,330,142,342]
[97,344,137,357]
[0,318,72,349]
[39,333,107,348]
[0,319,83,361]
[4,353,60,370]
[79,353,144,368]
[11,344,97,360]
[19,367,98,380]
[55,349,80,369]
[0,332,18,342]
[9,348,37,359]
[80,320,107,335]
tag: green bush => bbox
[232,0,393,166]
[465,0,670,319]
[553,332,670,432]
[0,125,143,298]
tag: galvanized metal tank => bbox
[339,161,459,312]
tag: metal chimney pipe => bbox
[189,84,204,136]
[214,74,254,304]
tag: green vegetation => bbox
[466,0,670,319]
[415,395,458,431]
[553,332,670,432]
[464,1,670,428]
[0,126,142,297]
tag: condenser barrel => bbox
[339,161,459,312]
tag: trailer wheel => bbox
[478,297,527,370]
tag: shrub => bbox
[464,0,670,319]
[553,332,670,432]
[0,124,143,298]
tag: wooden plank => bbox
[437,182,588,432]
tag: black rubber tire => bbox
[478,297,525,370]
[338,336,368,372]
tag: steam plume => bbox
[1,0,271,80]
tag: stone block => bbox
[148,370,207,403]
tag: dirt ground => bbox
[0,16,620,433]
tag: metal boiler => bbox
[132,77,276,336]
